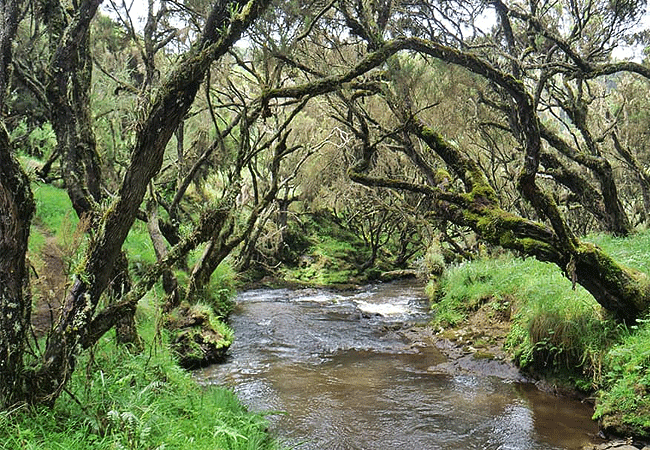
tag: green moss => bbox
[434,168,452,184]
[517,237,557,258]
[474,351,496,360]
[465,207,559,260]
[281,211,372,286]
[464,181,499,205]
[575,241,650,314]
[166,303,234,369]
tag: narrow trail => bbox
[31,236,67,337]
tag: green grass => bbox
[432,252,619,386]
[0,315,280,450]
[29,182,80,254]
[594,319,650,438]
[589,230,650,275]
[431,229,650,437]
[31,182,79,232]
[281,212,372,285]
[432,255,599,326]
[432,255,616,385]
[125,219,157,268]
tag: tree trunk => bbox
[186,191,240,301]
[147,202,180,312]
[350,115,650,322]
[0,128,35,409]
[234,205,273,272]
[45,0,103,219]
[0,0,33,410]
[109,251,142,350]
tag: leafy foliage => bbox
[595,320,650,438]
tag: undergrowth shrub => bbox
[514,311,620,389]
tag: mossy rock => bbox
[170,327,230,369]
[596,390,650,440]
[597,411,650,441]
[166,304,234,370]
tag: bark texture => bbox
[0,128,35,408]
[0,0,34,409]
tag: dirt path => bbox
[31,236,67,337]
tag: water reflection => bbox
[198,283,598,449]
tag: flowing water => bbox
[197,281,600,450]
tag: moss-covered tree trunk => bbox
[44,0,103,218]
[43,0,141,348]
[146,202,180,312]
[0,128,35,408]
[351,114,650,322]
[0,0,34,409]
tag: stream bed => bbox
[196,281,600,449]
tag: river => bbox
[196,280,600,449]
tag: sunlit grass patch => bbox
[31,182,78,233]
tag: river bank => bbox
[396,307,650,450]
[244,271,650,449]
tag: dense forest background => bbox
[3,0,650,439]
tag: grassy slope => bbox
[430,230,650,438]
[13,183,280,450]
[279,212,373,285]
